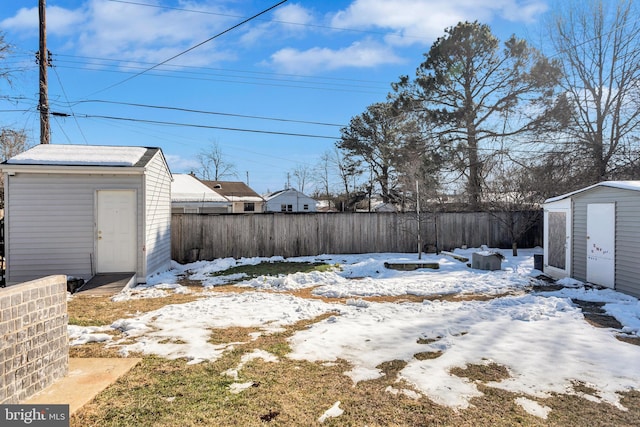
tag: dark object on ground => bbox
[384,262,440,271]
[67,277,85,293]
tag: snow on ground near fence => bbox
[68,248,640,413]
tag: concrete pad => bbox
[77,273,136,296]
[23,358,142,415]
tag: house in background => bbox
[543,180,640,299]
[0,144,172,285]
[264,188,317,213]
[202,180,265,213]
[171,174,231,214]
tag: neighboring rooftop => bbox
[4,144,151,167]
[202,180,264,201]
[171,174,229,202]
[264,188,315,200]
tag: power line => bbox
[70,100,346,127]
[50,63,387,95]
[51,53,389,86]
[89,0,289,96]
[105,0,433,42]
[63,112,339,140]
[51,66,89,144]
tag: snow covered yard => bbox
[68,248,640,426]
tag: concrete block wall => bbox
[0,275,68,404]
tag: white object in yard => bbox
[471,252,502,271]
[318,401,343,423]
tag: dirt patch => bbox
[583,313,623,329]
[616,335,640,346]
[451,362,510,383]
[414,351,443,360]
[572,299,624,329]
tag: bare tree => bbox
[197,140,237,181]
[0,128,30,206]
[549,0,640,184]
[291,164,313,193]
[314,151,333,198]
[327,147,363,211]
[0,33,13,90]
[484,161,543,255]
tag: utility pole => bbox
[416,180,422,260]
[38,0,50,144]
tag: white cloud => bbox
[268,40,403,74]
[240,3,314,45]
[0,6,86,35]
[76,0,239,65]
[274,3,314,27]
[330,0,548,46]
[2,0,240,66]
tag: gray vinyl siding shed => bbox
[543,181,640,298]
[1,145,172,285]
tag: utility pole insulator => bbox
[38,0,50,144]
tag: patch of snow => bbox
[229,382,255,394]
[75,249,640,412]
[112,271,192,302]
[224,349,279,379]
[6,144,147,166]
[68,325,112,346]
[556,277,584,288]
[515,397,551,419]
[385,386,421,399]
[109,292,342,364]
[318,401,343,423]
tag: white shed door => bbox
[586,203,615,288]
[96,190,137,272]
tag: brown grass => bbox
[451,362,511,382]
[67,264,640,427]
[68,293,202,326]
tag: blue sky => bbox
[0,0,552,194]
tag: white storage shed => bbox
[1,144,172,285]
[543,181,640,298]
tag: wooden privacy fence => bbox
[171,211,542,263]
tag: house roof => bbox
[264,188,316,202]
[4,144,157,167]
[171,174,229,203]
[201,181,264,202]
[544,181,640,203]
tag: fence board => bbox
[171,211,542,263]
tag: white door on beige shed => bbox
[586,203,615,288]
[96,190,137,273]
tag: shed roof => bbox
[4,144,156,167]
[171,174,229,203]
[544,181,640,203]
[202,180,264,202]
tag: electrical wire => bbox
[51,66,89,144]
[105,0,433,42]
[88,0,289,96]
[69,100,346,127]
[65,112,339,140]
